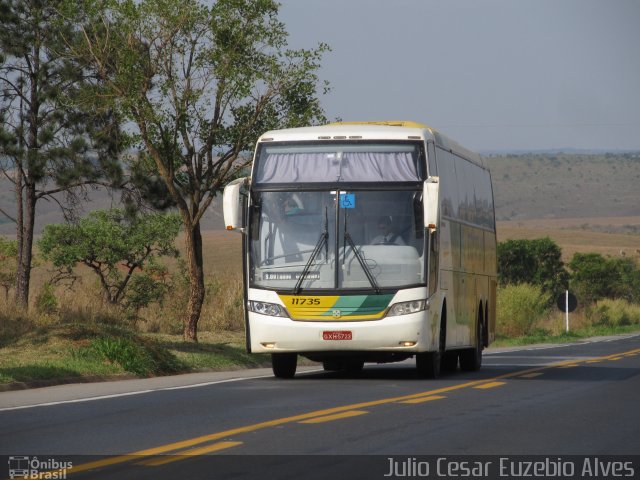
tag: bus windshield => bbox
[249,190,425,291]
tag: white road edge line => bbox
[0,368,328,412]
[0,374,273,412]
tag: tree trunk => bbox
[183,221,205,342]
[14,153,24,306]
[15,39,40,309]
[15,183,36,309]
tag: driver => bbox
[371,216,405,245]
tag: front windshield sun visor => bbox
[252,141,425,186]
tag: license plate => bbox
[323,331,352,341]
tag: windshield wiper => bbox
[294,207,328,294]
[343,211,380,294]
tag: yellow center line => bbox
[140,441,243,467]
[603,348,640,359]
[519,372,544,378]
[60,345,640,476]
[400,395,446,404]
[473,381,506,389]
[299,410,368,424]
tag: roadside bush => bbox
[137,260,189,334]
[200,273,244,332]
[0,304,33,345]
[0,236,17,302]
[73,330,185,376]
[35,282,58,315]
[497,283,552,337]
[593,299,640,327]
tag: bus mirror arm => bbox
[424,176,439,231]
[430,230,439,253]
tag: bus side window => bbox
[249,204,261,241]
[429,230,439,296]
[427,140,437,176]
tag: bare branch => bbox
[35,180,119,200]
[0,207,17,224]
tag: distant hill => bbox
[484,152,640,221]
[0,183,226,235]
[1,152,639,235]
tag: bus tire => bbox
[460,319,483,372]
[417,305,447,378]
[272,353,297,378]
[442,351,458,372]
[416,351,441,378]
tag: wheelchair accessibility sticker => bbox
[339,193,355,209]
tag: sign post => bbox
[556,290,578,333]
[565,290,569,333]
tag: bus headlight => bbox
[248,300,289,317]
[387,300,427,317]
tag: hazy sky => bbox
[278,0,640,152]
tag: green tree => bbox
[0,0,125,308]
[497,237,569,296]
[38,209,181,305]
[62,0,329,341]
[124,263,171,315]
[569,253,640,304]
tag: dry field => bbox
[198,231,243,274]
[497,215,640,261]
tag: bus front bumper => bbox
[248,311,437,354]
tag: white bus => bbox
[223,121,496,378]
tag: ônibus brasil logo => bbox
[8,456,73,479]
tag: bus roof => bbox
[258,121,484,167]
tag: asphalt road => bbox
[1,334,639,479]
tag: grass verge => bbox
[3,316,640,390]
[0,323,271,390]
[492,324,640,347]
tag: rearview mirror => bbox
[423,176,439,231]
[223,177,249,232]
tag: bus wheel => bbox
[416,351,441,378]
[417,308,446,378]
[272,353,297,378]
[442,351,458,372]
[460,320,483,372]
